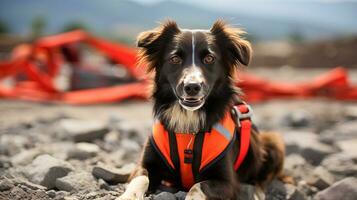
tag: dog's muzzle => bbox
[176,82,206,111]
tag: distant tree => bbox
[31,15,47,38]
[61,21,89,32]
[0,20,10,34]
[288,30,305,44]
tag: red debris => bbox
[0,30,356,104]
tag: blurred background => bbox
[1,1,357,200]
[1,0,357,68]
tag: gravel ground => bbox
[1,67,357,200]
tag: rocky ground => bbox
[0,99,356,200]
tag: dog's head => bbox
[137,20,252,132]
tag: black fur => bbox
[127,20,285,200]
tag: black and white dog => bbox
[118,20,285,200]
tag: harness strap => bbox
[233,103,253,171]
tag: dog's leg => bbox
[117,167,149,200]
[185,180,235,200]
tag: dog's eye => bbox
[169,55,182,65]
[203,54,215,64]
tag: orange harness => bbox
[150,103,253,190]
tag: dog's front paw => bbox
[117,176,149,200]
[185,183,207,200]
[117,192,144,200]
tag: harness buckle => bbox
[231,103,253,127]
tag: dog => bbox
[118,20,285,200]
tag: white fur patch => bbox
[192,32,196,67]
[182,67,204,85]
[118,176,149,200]
[185,183,207,200]
[254,186,266,200]
[163,102,205,133]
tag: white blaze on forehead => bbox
[192,31,196,67]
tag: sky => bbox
[132,0,357,13]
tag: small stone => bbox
[320,120,357,144]
[153,191,176,200]
[314,177,357,200]
[57,119,109,142]
[67,142,100,160]
[46,190,56,198]
[0,135,30,156]
[284,154,307,170]
[238,184,255,200]
[11,148,42,166]
[266,180,306,200]
[285,184,306,200]
[336,139,357,157]
[120,139,141,153]
[0,178,14,191]
[92,163,136,184]
[98,178,111,190]
[280,110,313,128]
[174,191,187,200]
[284,131,336,165]
[55,172,97,192]
[266,179,286,200]
[307,167,335,190]
[321,153,357,177]
[25,154,74,189]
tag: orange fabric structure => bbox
[0,30,148,104]
[150,103,253,190]
[0,30,357,104]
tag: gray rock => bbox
[307,167,335,190]
[153,191,176,200]
[336,139,357,157]
[103,131,121,151]
[285,184,306,200]
[284,131,336,165]
[67,142,100,160]
[314,177,357,200]
[266,180,306,200]
[284,154,307,170]
[0,177,14,191]
[280,110,313,128]
[120,139,141,161]
[266,179,286,200]
[320,121,357,144]
[92,163,136,184]
[174,191,187,200]
[55,172,97,192]
[321,153,357,177]
[11,148,42,166]
[25,154,74,189]
[57,119,109,142]
[238,184,255,200]
[12,179,47,190]
[46,190,56,198]
[120,138,141,153]
[0,135,30,156]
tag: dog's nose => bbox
[184,83,201,96]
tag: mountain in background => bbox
[0,0,356,42]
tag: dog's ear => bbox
[137,20,180,72]
[210,20,252,68]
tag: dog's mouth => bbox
[178,96,205,111]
